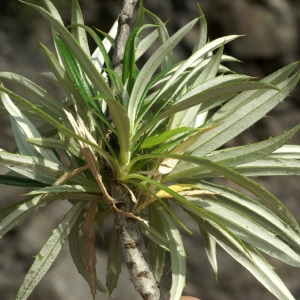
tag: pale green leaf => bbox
[0,85,116,165]
[197,217,296,300]
[189,196,300,267]
[185,69,300,159]
[0,196,49,238]
[211,62,300,122]
[156,202,186,300]
[0,72,67,117]
[178,124,300,178]
[199,227,218,278]
[197,181,300,250]
[137,78,275,141]
[145,9,173,69]
[106,227,123,294]
[16,201,85,300]
[135,29,159,61]
[10,117,36,156]
[128,18,198,129]
[139,219,170,251]
[71,0,90,56]
[0,150,68,184]
[0,88,60,163]
[270,145,300,159]
[192,4,207,53]
[234,158,300,176]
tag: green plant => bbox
[0,0,300,300]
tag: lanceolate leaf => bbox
[136,79,276,141]
[186,69,300,159]
[234,158,300,176]
[16,201,86,300]
[71,0,90,56]
[22,0,131,165]
[199,228,218,278]
[0,196,49,239]
[166,154,300,232]
[176,124,300,178]
[196,218,297,300]
[69,212,108,294]
[189,196,300,267]
[0,175,47,187]
[196,181,300,250]
[106,227,123,294]
[0,72,67,117]
[155,202,186,300]
[128,18,198,130]
[1,89,60,163]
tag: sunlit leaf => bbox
[16,201,85,300]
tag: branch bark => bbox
[111,0,139,77]
[110,180,163,300]
[110,1,164,299]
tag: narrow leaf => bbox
[16,201,85,300]
[156,202,186,300]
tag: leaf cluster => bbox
[0,1,300,300]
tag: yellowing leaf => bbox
[155,184,214,199]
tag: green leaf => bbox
[16,201,85,300]
[39,42,90,118]
[0,196,49,238]
[136,77,275,142]
[128,18,198,130]
[196,217,297,300]
[0,72,67,117]
[147,204,167,282]
[155,202,186,300]
[186,69,300,158]
[139,221,169,251]
[55,34,94,105]
[106,227,123,294]
[189,196,300,267]
[71,0,90,56]
[199,227,218,278]
[0,175,47,187]
[22,0,131,165]
[145,9,173,69]
[26,184,100,195]
[140,126,197,149]
[179,124,300,178]
[0,88,60,163]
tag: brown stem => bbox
[110,179,163,300]
[111,0,139,77]
[110,1,164,299]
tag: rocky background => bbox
[0,0,300,299]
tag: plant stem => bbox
[110,180,163,300]
[110,1,164,299]
[111,0,138,77]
